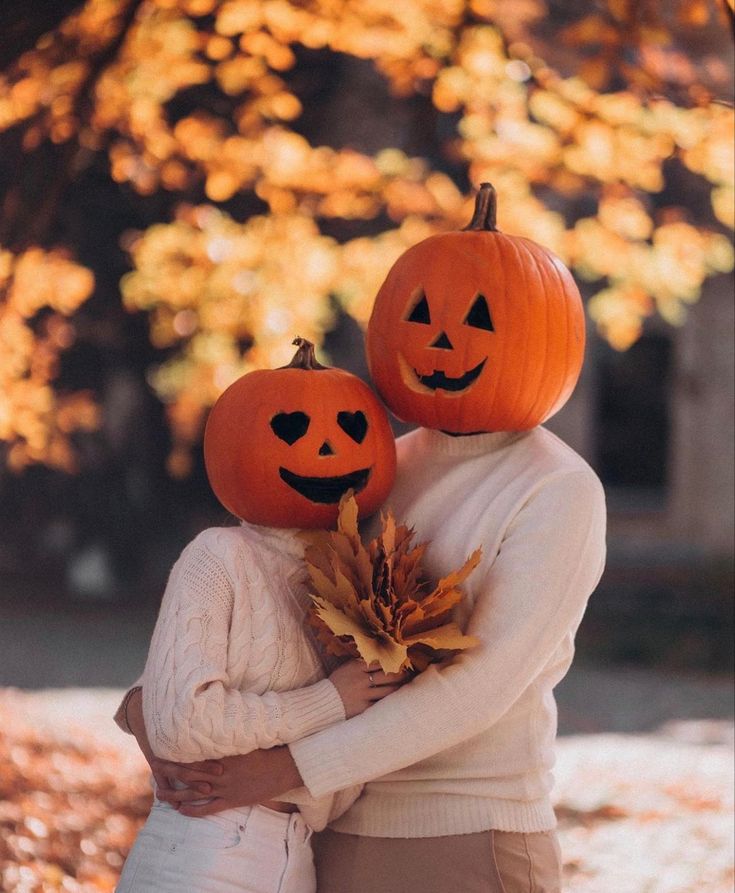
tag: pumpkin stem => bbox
[283,336,328,370]
[463,182,498,232]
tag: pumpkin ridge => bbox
[504,235,534,430]
[523,237,583,426]
[539,239,577,422]
[475,234,505,429]
[515,240,552,430]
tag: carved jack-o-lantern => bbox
[366,183,586,433]
[204,338,396,528]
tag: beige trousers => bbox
[313,827,561,893]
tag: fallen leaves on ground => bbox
[0,690,150,893]
[554,729,734,893]
[0,689,732,892]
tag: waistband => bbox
[152,799,311,844]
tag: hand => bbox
[329,659,409,719]
[152,747,302,817]
[123,688,170,794]
[123,688,220,797]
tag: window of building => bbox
[595,332,673,510]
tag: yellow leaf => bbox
[306,563,359,613]
[333,492,375,593]
[309,612,357,660]
[430,548,483,597]
[306,500,482,675]
[328,535,371,597]
[404,622,480,652]
[401,588,464,635]
[302,537,336,581]
[381,508,397,558]
[336,490,359,541]
[312,597,409,673]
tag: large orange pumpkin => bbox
[204,338,396,528]
[366,183,585,433]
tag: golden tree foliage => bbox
[0,248,98,472]
[0,0,732,470]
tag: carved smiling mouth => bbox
[398,354,486,394]
[279,467,371,504]
[417,358,487,392]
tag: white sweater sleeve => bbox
[142,535,345,763]
[290,469,606,798]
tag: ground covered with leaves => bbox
[0,688,732,893]
[0,690,150,893]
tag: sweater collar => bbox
[419,427,526,457]
[239,520,305,560]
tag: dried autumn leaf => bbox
[403,622,480,652]
[304,491,481,673]
[312,595,410,674]
[431,548,483,595]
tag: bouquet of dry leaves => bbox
[301,492,482,674]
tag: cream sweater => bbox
[289,426,607,838]
[136,522,359,830]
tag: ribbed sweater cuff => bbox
[291,732,350,798]
[277,679,346,742]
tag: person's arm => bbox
[139,532,349,763]
[128,659,401,805]
[114,683,142,736]
[157,468,606,811]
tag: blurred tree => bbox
[0,0,732,479]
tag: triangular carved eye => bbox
[271,411,310,444]
[337,410,368,443]
[406,289,431,324]
[464,293,494,331]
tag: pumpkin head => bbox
[204,338,396,529]
[366,183,585,433]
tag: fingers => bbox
[365,667,411,687]
[151,760,223,786]
[368,683,403,701]
[157,784,215,805]
[178,798,233,818]
[184,759,225,774]
[155,784,180,805]
[152,770,170,794]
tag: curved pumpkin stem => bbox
[283,336,328,370]
[463,182,499,232]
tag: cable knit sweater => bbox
[289,426,607,838]
[136,521,359,830]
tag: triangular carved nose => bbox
[318,441,335,456]
[430,331,453,350]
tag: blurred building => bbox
[546,273,734,668]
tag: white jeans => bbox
[116,802,315,893]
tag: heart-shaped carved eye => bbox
[271,411,310,444]
[337,410,368,443]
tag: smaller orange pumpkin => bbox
[204,338,397,529]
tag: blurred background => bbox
[0,1,732,891]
